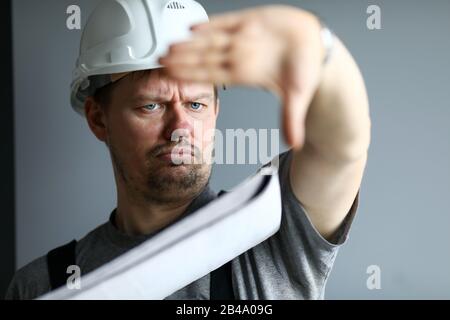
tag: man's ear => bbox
[85,96,108,143]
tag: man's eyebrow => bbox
[133,93,167,102]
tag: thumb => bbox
[281,89,309,150]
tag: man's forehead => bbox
[130,69,213,100]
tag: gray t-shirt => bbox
[5,150,358,300]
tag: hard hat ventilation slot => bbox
[167,2,185,9]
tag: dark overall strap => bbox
[210,190,235,300]
[46,239,77,290]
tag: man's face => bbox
[95,68,218,204]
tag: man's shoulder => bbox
[5,254,50,300]
[5,222,109,300]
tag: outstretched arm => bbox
[160,5,371,241]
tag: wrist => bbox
[295,10,336,66]
[317,19,335,65]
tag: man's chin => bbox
[144,164,209,198]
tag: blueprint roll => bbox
[39,168,282,300]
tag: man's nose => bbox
[163,104,193,142]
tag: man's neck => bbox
[114,193,194,236]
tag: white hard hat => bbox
[70,0,209,116]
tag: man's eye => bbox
[142,103,161,111]
[190,102,204,111]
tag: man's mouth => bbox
[156,147,197,164]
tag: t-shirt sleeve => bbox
[4,256,52,300]
[269,149,359,293]
[275,149,359,248]
[231,149,360,299]
[4,274,20,300]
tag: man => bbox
[6,1,370,300]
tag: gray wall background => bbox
[12,0,450,299]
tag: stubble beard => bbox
[109,142,212,205]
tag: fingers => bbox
[160,51,228,68]
[169,30,232,53]
[164,66,231,84]
[160,29,235,84]
[161,12,263,85]
[160,52,231,83]
[191,12,243,32]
